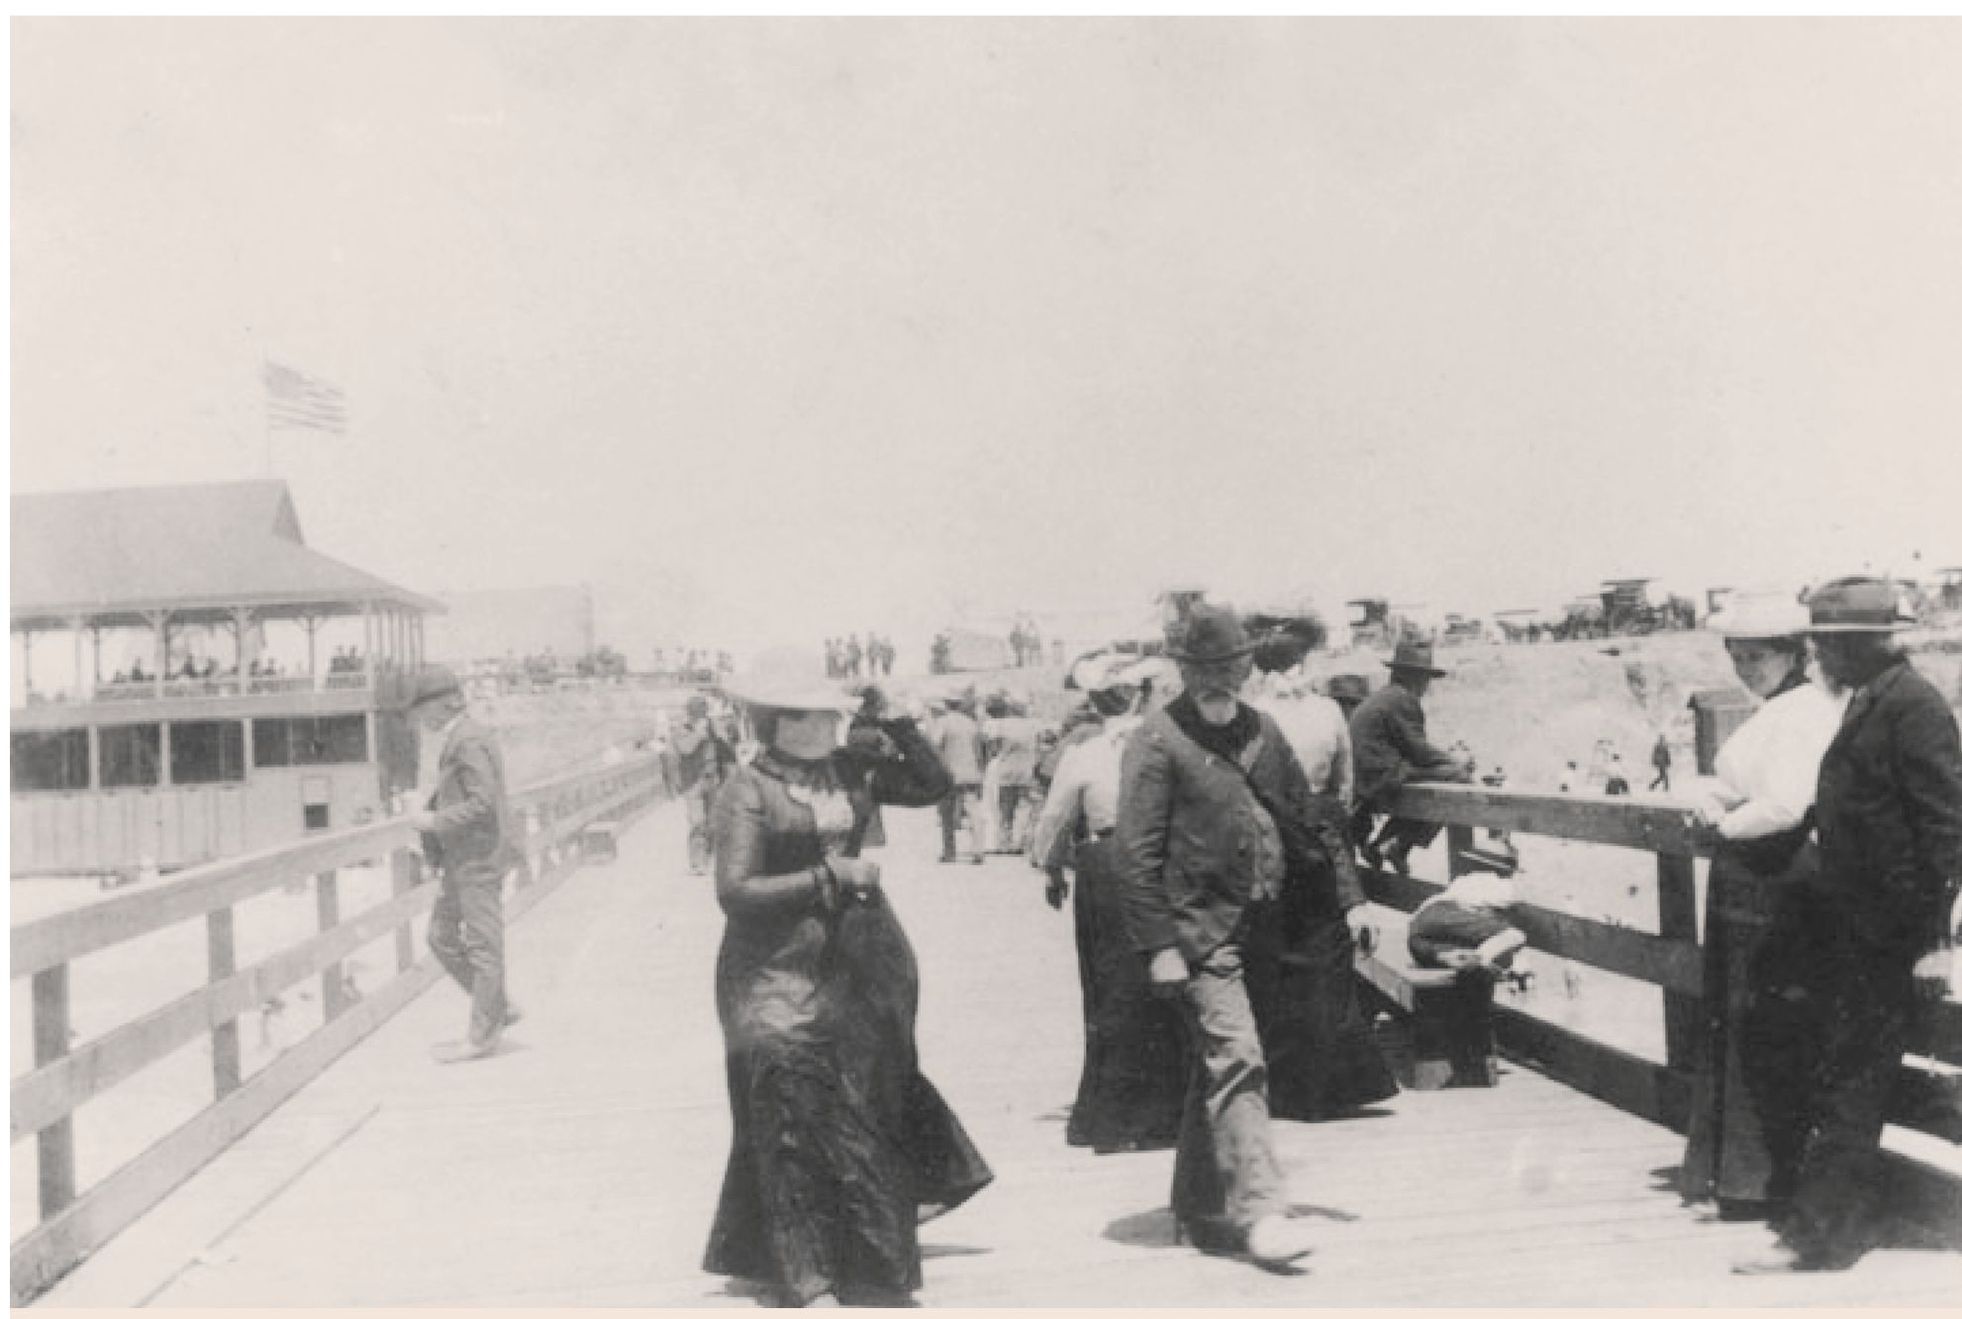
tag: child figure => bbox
[1407,842,1529,980]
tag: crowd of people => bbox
[823,633,895,680]
[393,572,1958,1306]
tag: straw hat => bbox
[1709,594,1811,641]
[721,648,858,714]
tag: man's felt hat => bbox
[1804,578,1911,634]
[1165,602,1257,664]
[1385,640,1448,677]
[407,664,463,708]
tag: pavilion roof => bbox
[11,479,441,625]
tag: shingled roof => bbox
[10,480,440,623]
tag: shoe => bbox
[969,855,984,865]
[503,1002,524,1030]
[939,852,956,864]
[431,1037,500,1064]
[1245,1214,1315,1270]
[1731,1241,1817,1275]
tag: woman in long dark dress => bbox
[1678,597,1844,1217]
[1028,658,1188,1153]
[703,672,993,1307]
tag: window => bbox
[99,724,163,788]
[303,803,330,830]
[252,716,368,768]
[11,729,90,791]
[170,721,246,785]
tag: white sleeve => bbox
[1028,743,1088,870]
[1717,694,1835,841]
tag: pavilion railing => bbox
[1367,784,1961,1224]
[9,750,667,1304]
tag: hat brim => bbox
[724,680,857,714]
[1803,621,1910,634]
[1385,660,1448,677]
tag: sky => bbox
[13,19,1962,662]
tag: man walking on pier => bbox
[1116,602,1348,1271]
[406,665,519,1064]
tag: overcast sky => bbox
[13,19,1962,658]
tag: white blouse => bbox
[1710,681,1847,841]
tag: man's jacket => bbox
[423,716,514,872]
[1814,657,1962,953]
[1115,705,1362,963]
[1349,684,1458,809]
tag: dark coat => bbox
[1349,682,1459,809]
[421,715,514,872]
[1813,656,1962,954]
[1114,704,1361,962]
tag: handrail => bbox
[1371,782,1962,1139]
[10,747,668,1304]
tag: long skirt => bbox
[1242,909,1400,1121]
[1068,836,1187,1152]
[704,896,993,1303]
[1679,847,1804,1207]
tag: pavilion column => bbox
[362,602,375,678]
[145,610,170,697]
[20,629,34,699]
[301,613,322,691]
[90,625,103,696]
[69,618,86,702]
[230,607,255,687]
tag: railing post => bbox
[208,907,241,1096]
[1656,852,1702,1071]
[316,870,349,1020]
[32,965,77,1219]
[391,847,419,972]
[1445,824,1475,878]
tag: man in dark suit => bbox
[1348,641,1473,875]
[406,665,519,1064]
[1737,578,1962,1273]
[1115,602,1367,1271]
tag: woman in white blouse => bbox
[1680,596,1846,1219]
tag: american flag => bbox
[262,360,348,435]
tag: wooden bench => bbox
[1354,944,1499,1091]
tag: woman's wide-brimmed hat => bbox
[1385,640,1448,677]
[1165,602,1258,664]
[1710,594,1810,641]
[721,648,858,714]
[1803,578,1912,634]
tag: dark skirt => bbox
[704,895,993,1303]
[1068,836,1187,1152]
[1679,844,1812,1207]
[1243,909,1400,1120]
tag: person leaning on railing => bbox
[1677,595,1845,1222]
[1733,578,1962,1275]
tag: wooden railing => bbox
[9,751,667,1304]
[1368,784,1962,1219]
